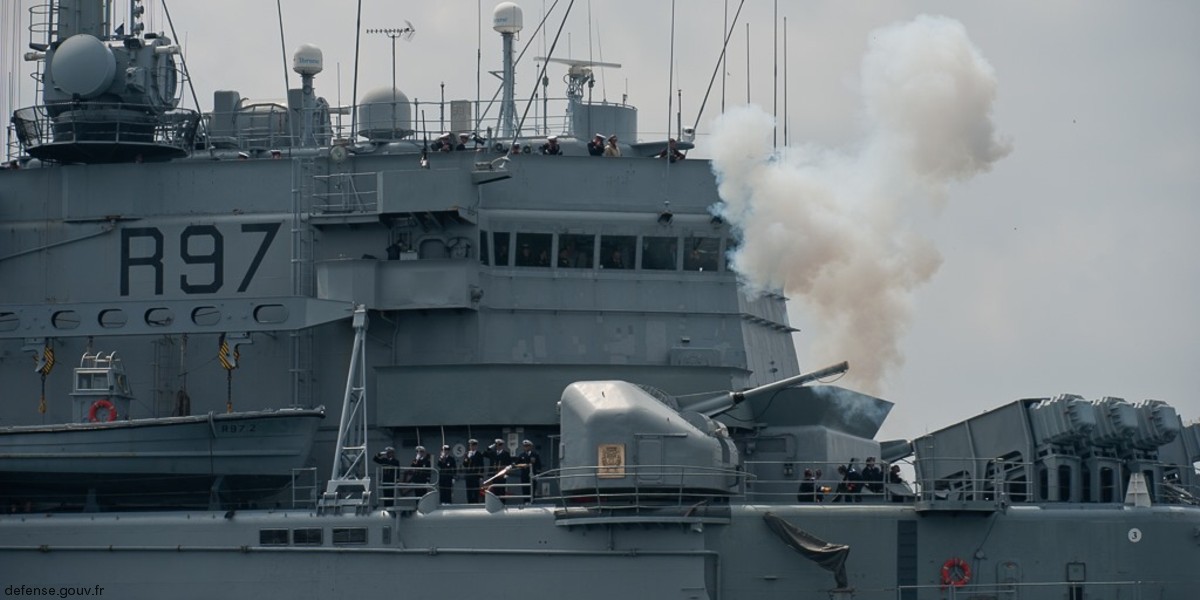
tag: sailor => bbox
[456,133,471,151]
[461,439,485,503]
[514,439,542,501]
[888,464,907,503]
[587,133,605,156]
[797,468,822,503]
[509,142,523,155]
[437,444,457,503]
[429,133,452,152]
[270,149,282,159]
[656,138,684,162]
[833,459,863,503]
[483,438,513,496]
[236,151,250,160]
[540,135,563,155]
[603,135,621,157]
[861,456,884,495]
[405,446,432,495]
[372,446,401,504]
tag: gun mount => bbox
[684,361,850,418]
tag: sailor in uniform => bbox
[372,446,400,505]
[587,133,605,156]
[483,438,513,496]
[461,439,485,503]
[540,135,563,155]
[514,439,543,501]
[405,446,432,495]
[436,444,457,503]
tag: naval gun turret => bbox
[558,363,850,499]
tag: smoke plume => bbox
[711,16,1011,394]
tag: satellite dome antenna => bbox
[492,2,524,139]
[292,44,324,147]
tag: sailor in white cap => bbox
[456,132,471,151]
[372,446,401,504]
[540,135,562,155]
[483,438,513,496]
[406,445,432,491]
[432,132,453,152]
[515,439,543,501]
[462,438,485,503]
[588,133,605,156]
[437,444,457,503]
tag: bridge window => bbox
[332,527,367,545]
[642,236,678,270]
[684,237,720,272]
[293,528,323,545]
[479,230,490,265]
[259,529,289,546]
[558,234,594,268]
[600,235,635,270]
[515,233,552,267]
[725,236,740,271]
[493,232,510,266]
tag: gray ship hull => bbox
[1,500,1195,599]
[0,408,324,508]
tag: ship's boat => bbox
[0,351,324,509]
[1,1,1198,599]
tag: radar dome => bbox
[357,87,413,141]
[492,2,523,34]
[292,44,324,76]
[51,34,116,98]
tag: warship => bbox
[1,1,1198,598]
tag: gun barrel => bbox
[687,361,850,417]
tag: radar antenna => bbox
[535,57,622,101]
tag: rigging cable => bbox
[275,0,296,147]
[160,0,211,152]
[513,0,574,145]
[689,0,746,135]
[350,0,363,140]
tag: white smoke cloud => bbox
[711,15,1012,395]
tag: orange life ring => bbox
[88,398,117,422]
[940,557,971,587]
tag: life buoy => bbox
[941,557,971,587]
[88,398,117,422]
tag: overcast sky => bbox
[5,1,1197,440]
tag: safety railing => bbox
[740,457,1200,507]
[896,578,1167,600]
[290,467,319,509]
[311,171,379,214]
[12,103,200,154]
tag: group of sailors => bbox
[797,457,907,503]
[424,131,685,161]
[373,438,542,505]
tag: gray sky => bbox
[5,1,1198,439]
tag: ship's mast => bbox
[493,2,523,139]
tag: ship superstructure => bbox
[1,2,1198,599]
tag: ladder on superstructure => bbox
[289,157,316,408]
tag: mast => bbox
[493,2,524,139]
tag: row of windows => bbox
[479,231,734,272]
[259,527,373,546]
